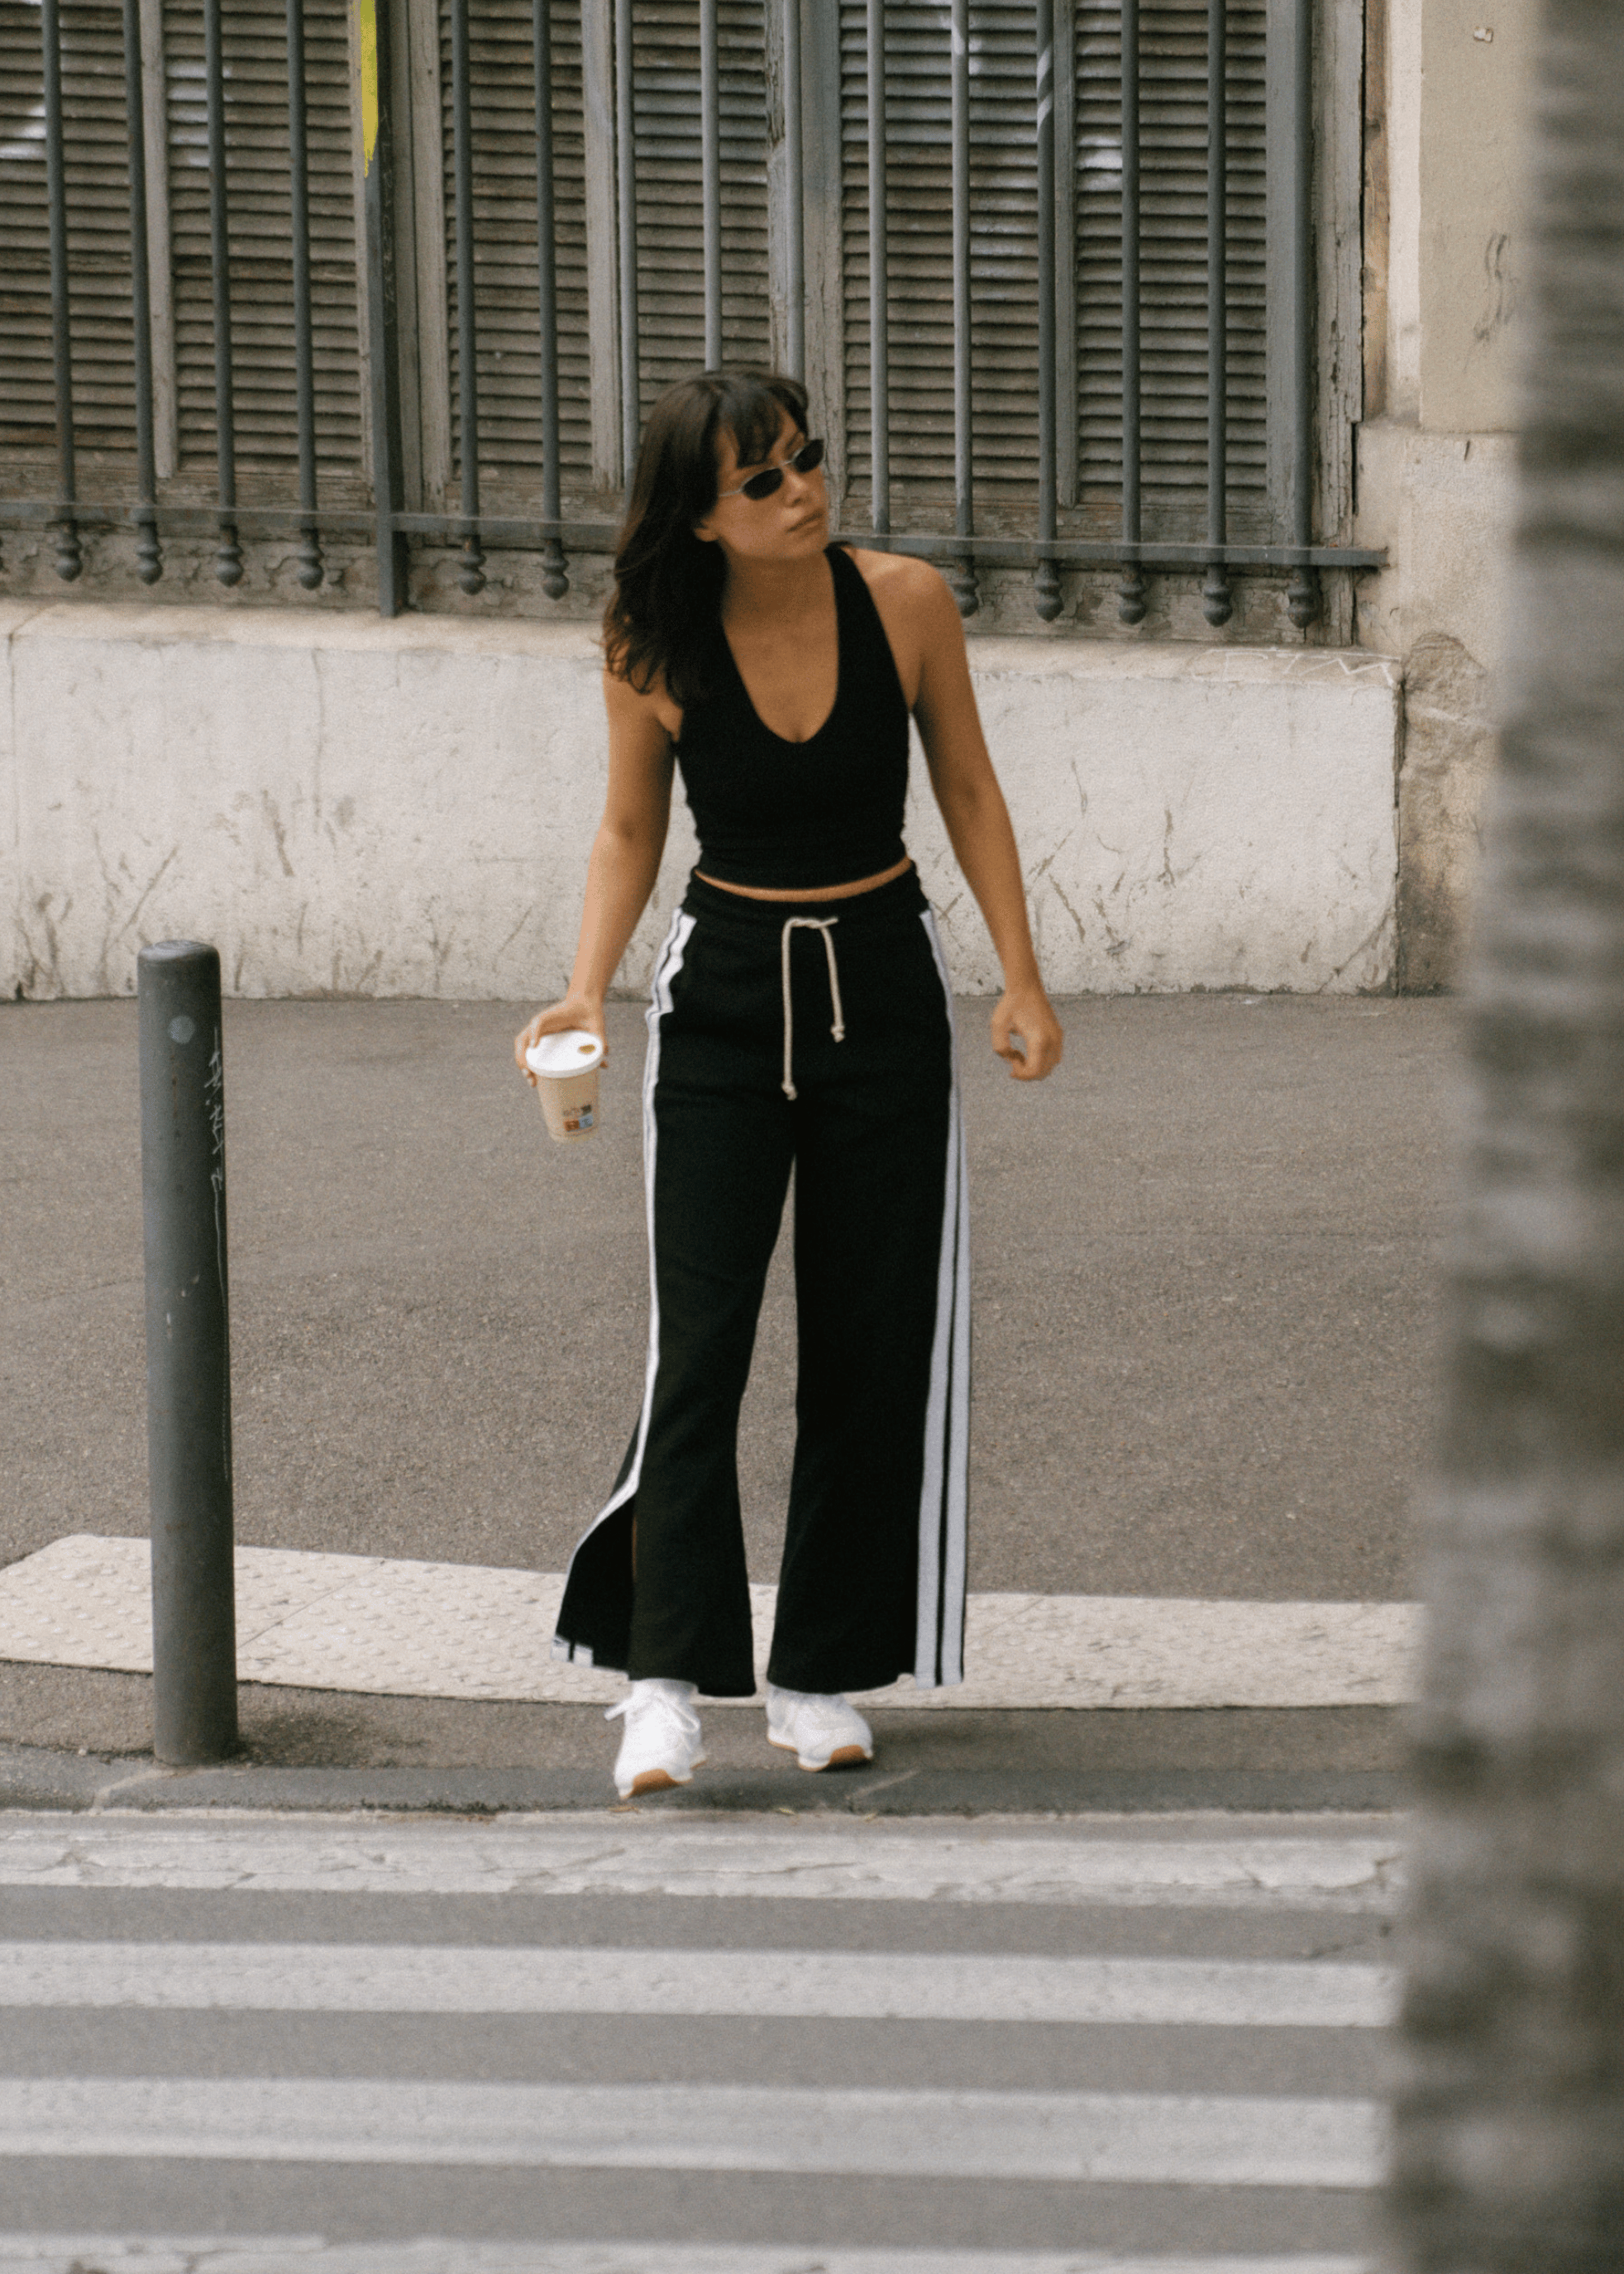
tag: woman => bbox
[516,369,1063,1799]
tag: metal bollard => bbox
[137,941,239,1765]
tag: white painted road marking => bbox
[0,1811,1406,1909]
[0,1941,1398,2026]
[0,2244,1379,2273]
[0,1812,1395,2258]
[0,1533,1421,1708]
[0,2077,1388,2186]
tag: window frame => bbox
[373,0,1367,545]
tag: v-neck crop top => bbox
[673,543,910,890]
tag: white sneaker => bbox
[766,1683,874,1771]
[605,1679,706,1798]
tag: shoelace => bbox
[605,1689,700,1737]
[780,915,846,1101]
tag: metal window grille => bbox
[0,0,1381,623]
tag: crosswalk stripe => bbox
[0,1941,1397,2026]
[0,2077,1387,2186]
[0,1534,1421,1708]
[0,2243,1380,2273]
[0,1813,1405,1909]
[0,1812,1397,2256]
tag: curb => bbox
[0,1742,1407,1817]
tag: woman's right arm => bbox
[513,671,676,1080]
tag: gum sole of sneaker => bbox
[627,1769,681,1794]
[623,1758,705,1797]
[805,1743,872,1771]
[614,1746,700,1801]
[768,1736,872,1771]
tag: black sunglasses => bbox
[717,437,826,502]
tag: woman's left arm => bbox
[910,568,1064,1082]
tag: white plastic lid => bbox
[526,1028,605,1079]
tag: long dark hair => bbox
[603,368,810,710]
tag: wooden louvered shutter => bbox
[434,0,771,506]
[435,0,592,509]
[839,0,1042,527]
[838,0,1268,537]
[160,0,362,499]
[1076,0,1266,535]
[0,2,137,487]
[631,0,771,412]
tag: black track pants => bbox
[554,867,969,1698]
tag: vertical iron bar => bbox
[139,941,239,1769]
[450,0,485,590]
[948,0,977,615]
[1202,0,1230,624]
[783,0,805,377]
[203,0,242,584]
[286,0,322,589]
[701,0,721,365]
[1033,0,1059,620]
[1117,0,1145,622]
[866,0,888,533]
[361,0,408,613]
[40,0,81,580]
[534,0,569,595]
[615,0,640,480]
[1286,0,1318,626]
[122,0,161,584]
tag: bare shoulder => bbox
[845,548,962,705]
[603,659,681,745]
[846,546,953,615]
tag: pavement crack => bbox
[841,1767,919,1803]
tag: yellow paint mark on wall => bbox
[357,0,379,173]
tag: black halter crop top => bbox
[674,543,911,891]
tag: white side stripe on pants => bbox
[915,907,970,1688]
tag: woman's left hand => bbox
[991,985,1063,1081]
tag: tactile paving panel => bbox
[0,1536,1421,1708]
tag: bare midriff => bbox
[694,854,914,904]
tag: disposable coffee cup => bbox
[525,1029,604,1143]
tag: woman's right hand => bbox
[514,995,607,1086]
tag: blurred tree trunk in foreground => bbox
[1391,2,1624,2266]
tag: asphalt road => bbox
[3,991,1451,1594]
[0,1804,1399,2262]
[2,990,1450,1789]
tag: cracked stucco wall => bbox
[1354,0,1535,987]
[0,602,1400,1001]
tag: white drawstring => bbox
[780,916,846,1101]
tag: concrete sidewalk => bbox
[1,991,1451,1804]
